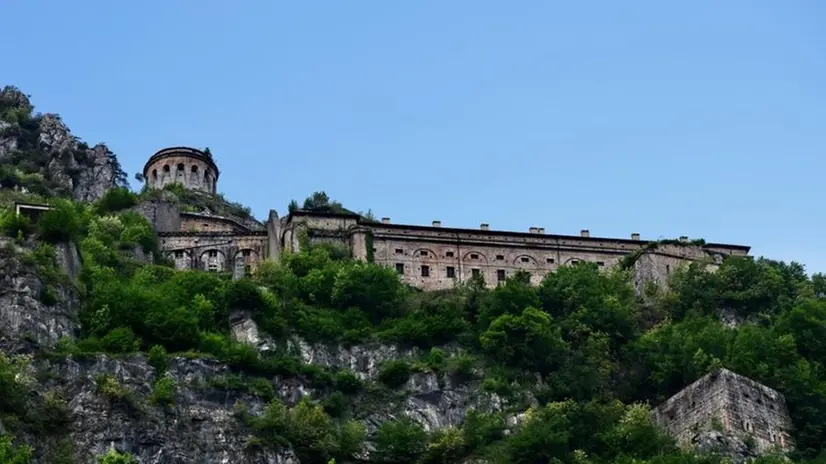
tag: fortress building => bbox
[652,368,793,454]
[141,147,751,289]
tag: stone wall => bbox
[159,232,267,277]
[132,200,181,233]
[652,369,792,454]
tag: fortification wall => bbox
[370,233,627,290]
[181,214,249,234]
[652,369,792,453]
[160,232,266,277]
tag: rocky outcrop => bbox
[27,354,300,464]
[0,86,126,202]
[0,239,80,354]
[691,430,761,464]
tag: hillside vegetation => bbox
[1,87,826,463]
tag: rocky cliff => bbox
[0,86,126,202]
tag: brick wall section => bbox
[652,369,793,453]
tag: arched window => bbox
[163,165,170,172]
[177,163,184,171]
[191,165,198,173]
[152,169,157,179]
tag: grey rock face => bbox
[0,87,125,202]
[0,239,79,354]
[31,355,301,464]
[692,430,760,464]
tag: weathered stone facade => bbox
[280,211,750,291]
[652,368,793,454]
[143,147,218,194]
[143,147,750,290]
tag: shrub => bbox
[378,360,412,388]
[96,187,137,214]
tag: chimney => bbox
[381,217,391,224]
[537,228,545,234]
[631,233,640,241]
[580,229,590,238]
[480,223,490,231]
[529,227,538,234]
[432,220,441,227]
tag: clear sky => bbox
[4,1,825,274]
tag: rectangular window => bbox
[174,251,183,258]
[395,248,404,255]
[471,253,479,260]
[497,269,506,281]
[445,251,455,258]
[208,250,218,258]
[446,266,455,278]
[597,261,605,266]
[666,264,671,274]
[521,257,530,263]
[496,254,504,261]
[472,268,481,277]
[547,258,555,264]
[421,265,430,277]
[420,250,428,257]
[395,263,404,274]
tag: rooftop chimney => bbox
[537,228,545,234]
[432,220,441,227]
[480,223,490,231]
[631,233,640,241]
[580,229,590,238]
[529,227,539,234]
[381,217,391,224]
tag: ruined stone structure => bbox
[652,368,793,454]
[142,147,751,288]
[143,147,218,194]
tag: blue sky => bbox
[5,1,825,274]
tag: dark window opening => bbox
[177,163,184,171]
[521,256,530,263]
[571,259,580,265]
[547,258,555,263]
[152,169,158,179]
[395,248,404,255]
[191,165,198,173]
[472,268,481,277]
[174,251,183,258]
[242,249,251,257]
[597,261,605,266]
[420,250,428,257]
[470,253,479,260]
[446,266,455,278]
[666,264,671,274]
[395,263,404,274]
[496,254,504,261]
[497,269,506,281]
[445,251,454,258]
[208,250,218,258]
[163,165,170,172]
[421,265,430,277]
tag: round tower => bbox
[143,147,219,194]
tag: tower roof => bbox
[143,146,220,179]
